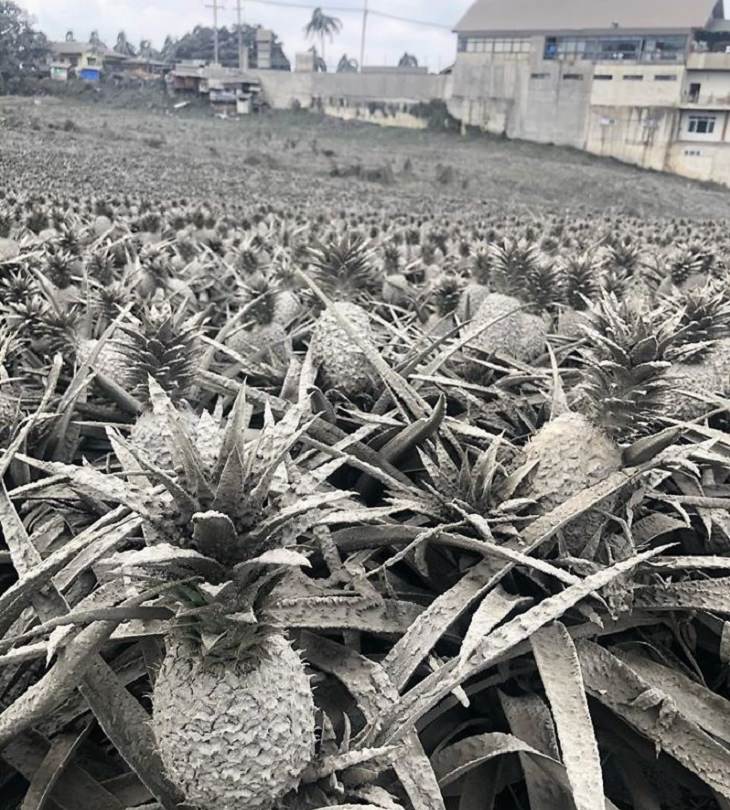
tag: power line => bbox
[242,0,453,30]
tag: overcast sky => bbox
[21,0,474,71]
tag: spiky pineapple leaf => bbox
[577,640,730,799]
[531,622,604,810]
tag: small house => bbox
[170,63,261,113]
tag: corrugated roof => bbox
[51,40,111,56]
[455,0,721,34]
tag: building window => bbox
[654,74,677,81]
[463,36,531,56]
[543,34,686,62]
[689,82,701,102]
[594,74,613,80]
[687,114,716,134]
[563,73,583,80]
[530,72,549,79]
[623,74,644,80]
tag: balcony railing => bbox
[686,52,730,71]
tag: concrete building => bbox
[450,0,730,185]
[169,63,261,114]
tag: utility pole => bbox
[359,0,368,72]
[236,0,246,69]
[205,0,224,64]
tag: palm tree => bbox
[65,30,74,42]
[398,52,419,68]
[337,54,358,73]
[115,30,136,56]
[139,39,152,60]
[303,7,342,68]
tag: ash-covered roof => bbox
[455,0,722,35]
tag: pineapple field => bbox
[2,97,730,810]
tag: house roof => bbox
[454,0,721,35]
[51,40,111,56]
[172,63,259,83]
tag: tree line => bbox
[0,0,421,89]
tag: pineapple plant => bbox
[112,302,202,467]
[524,294,672,555]
[661,284,730,419]
[90,383,347,809]
[558,250,602,337]
[226,272,291,365]
[306,234,379,398]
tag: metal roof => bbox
[51,40,111,55]
[172,64,260,83]
[455,0,721,34]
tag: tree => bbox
[139,39,152,59]
[303,7,341,67]
[161,35,176,61]
[308,45,327,73]
[167,23,290,69]
[398,52,419,68]
[65,29,74,42]
[89,29,101,48]
[0,1,49,84]
[115,30,136,56]
[336,54,358,73]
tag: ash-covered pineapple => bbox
[661,284,730,419]
[99,384,350,810]
[226,272,291,365]
[525,294,672,555]
[307,234,379,397]
[113,302,202,468]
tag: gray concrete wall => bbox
[447,51,591,148]
[251,69,446,110]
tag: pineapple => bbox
[113,303,202,468]
[525,294,671,555]
[469,293,547,362]
[153,629,314,810]
[226,273,291,365]
[309,302,376,398]
[661,285,730,419]
[93,384,351,809]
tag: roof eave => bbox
[453,26,695,36]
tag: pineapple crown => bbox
[114,302,201,406]
[46,249,77,290]
[86,250,116,286]
[241,272,278,326]
[431,273,464,317]
[579,293,672,440]
[602,238,642,275]
[488,238,541,301]
[139,245,173,282]
[399,436,535,540]
[524,256,566,313]
[563,252,601,311]
[660,284,730,361]
[306,233,378,303]
[471,248,491,286]
[0,270,38,306]
[107,380,348,573]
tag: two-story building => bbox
[49,40,128,81]
[450,0,730,185]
